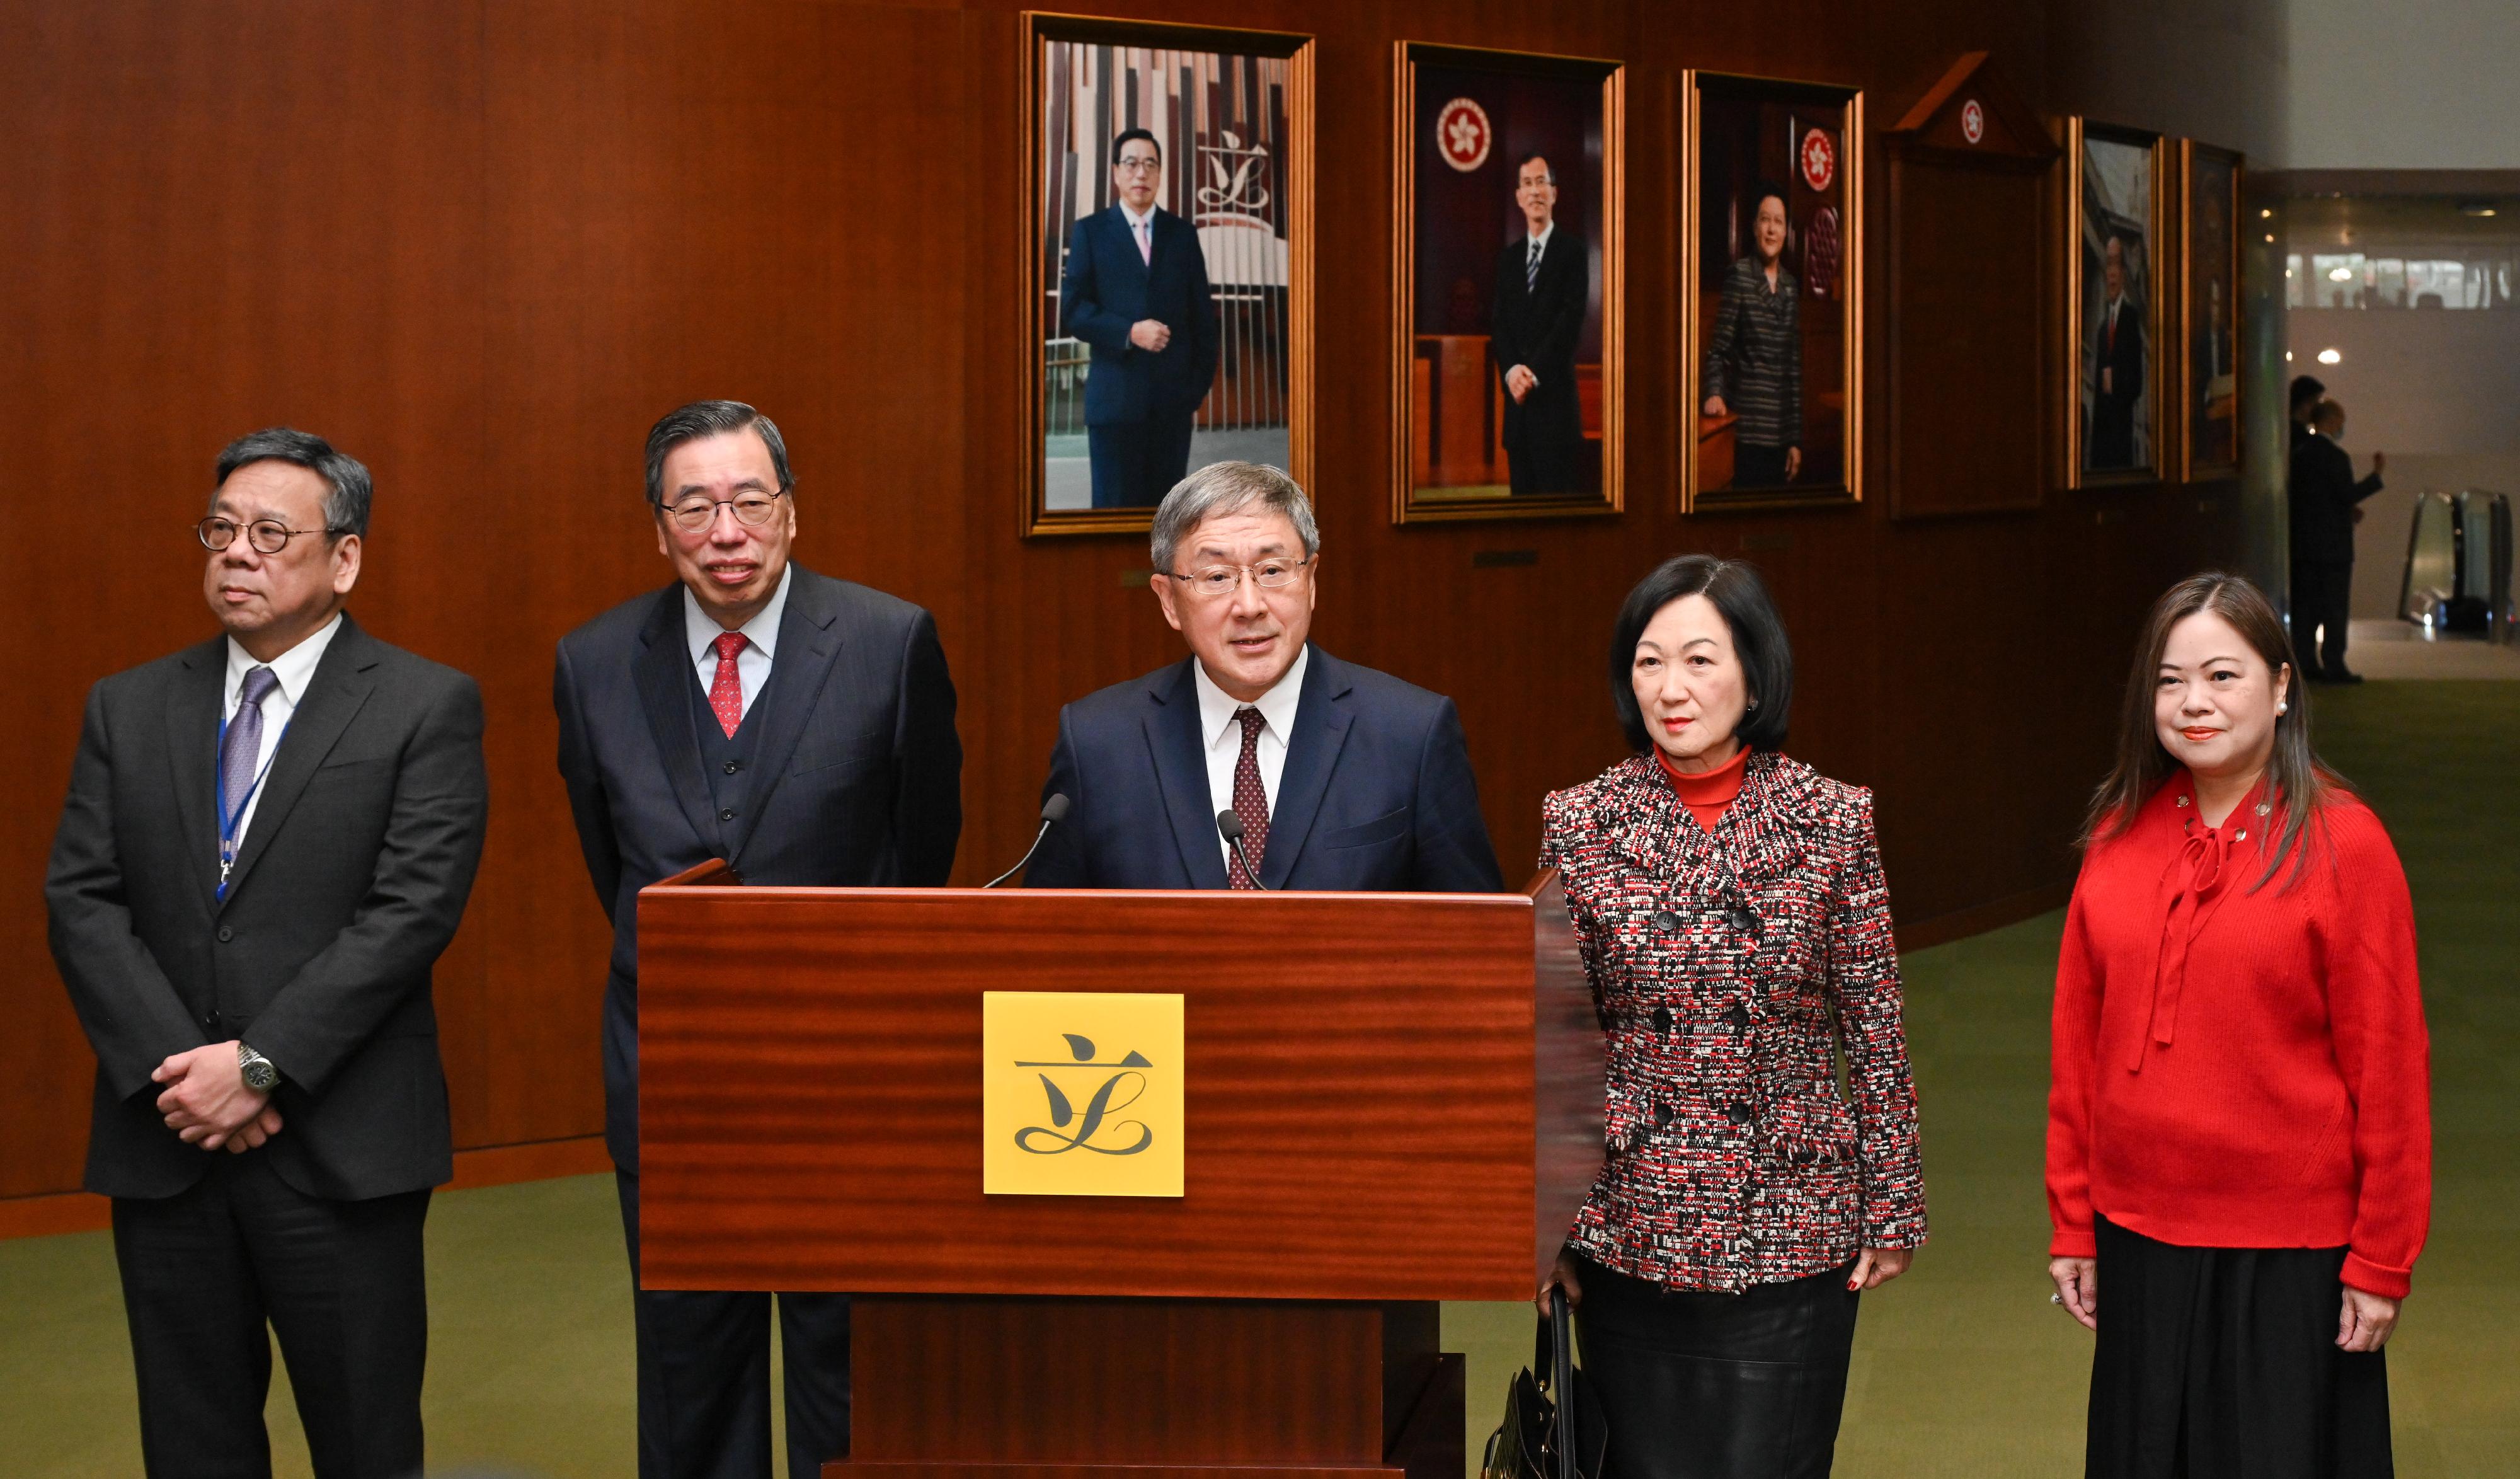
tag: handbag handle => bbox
[1528,1286,1579,1479]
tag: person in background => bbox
[1536,555,1925,1478]
[2048,572,2427,1479]
[2291,399,2386,683]
[2086,234,2146,469]
[49,429,488,1476]
[555,400,962,1478]
[1703,185,1804,487]
[1491,153,1588,496]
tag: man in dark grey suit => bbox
[1492,153,1588,497]
[48,429,488,1476]
[1026,461,1502,893]
[554,400,963,1479]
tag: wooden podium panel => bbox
[637,874,1598,1303]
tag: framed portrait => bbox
[1024,14,1314,537]
[2066,119,2165,486]
[1390,43,1624,523]
[2182,141,2243,481]
[1683,72,1863,512]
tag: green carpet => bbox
[4,681,2511,1476]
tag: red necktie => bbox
[708,631,747,737]
[1228,707,1270,889]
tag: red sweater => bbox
[1654,742,1748,831]
[2046,772,2431,1298]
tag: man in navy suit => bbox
[1026,462,1503,892]
[1059,127,1222,509]
[554,401,962,1478]
[2087,233,2146,469]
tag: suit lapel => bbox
[1115,206,1152,287]
[633,587,729,858]
[219,616,378,910]
[164,639,227,905]
[725,568,846,862]
[1257,647,1354,889]
[1144,660,1230,890]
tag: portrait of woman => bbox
[1537,555,1925,1478]
[2047,572,2430,1477]
[1702,181,1802,487]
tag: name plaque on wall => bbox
[982,992,1186,1197]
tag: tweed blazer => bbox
[1540,751,1926,1292]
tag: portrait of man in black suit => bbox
[2087,233,2148,469]
[1491,153,1589,497]
[48,428,489,1475]
[553,400,963,1478]
[1058,127,1222,509]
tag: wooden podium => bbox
[637,867,1602,1479]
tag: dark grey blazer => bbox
[1024,646,1504,893]
[47,614,488,1201]
[554,565,962,1170]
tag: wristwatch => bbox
[237,1042,282,1093]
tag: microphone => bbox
[1216,809,1270,890]
[985,793,1072,888]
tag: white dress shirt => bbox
[1193,645,1308,872]
[221,612,344,847]
[682,565,791,722]
[1120,200,1156,263]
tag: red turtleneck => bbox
[1654,742,1748,831]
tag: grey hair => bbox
[644,400,794,506]
[213,428,373,539]
[1148,461,1320,574]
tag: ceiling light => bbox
[2317,348,2342,365]
[2458,201,2499,217]
[2260,208,2274,219]
[2285,351,2294,362]
[2264,233,2276,243]
[2328,266,2353,281]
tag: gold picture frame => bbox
[1681,70,1864,513]
[1389,42,1624,524]
[2065,118,2167,488]
[1021,13,1315,538]
[2180,139,2244,482]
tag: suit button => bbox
[1727,1100,1751,1125]
[1651,910,1681,933]
[719,808,736,821]
[1654,1102,1673,1129]
[1729,907,1760,936]
[216,926,233,943]
[1651,1005,1673,1035]
[1728,1004,1750,1032]
[722,761,740,775]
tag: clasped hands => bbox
[152,1041,282,1154]
[2048,1257,2400,1351]
[1505,364,1538,403]
[1128,318,1172,352]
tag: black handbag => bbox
[1480,1288,1609,1479]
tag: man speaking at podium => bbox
[554,401,963,1479]
[1024,461,1502,893]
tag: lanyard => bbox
[215,706,289,899]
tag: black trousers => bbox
[2088,1216,2393,1479]
[1086,414,1197,509]
[1572,1252,1860,1479]
[2291,560,2356,676]
[617,1171,851,1479]
[110,1153,431,1478]
[1731,442,1792,489]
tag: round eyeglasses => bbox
[1159,556,1312,599]
[197,516,333,555]
[655,489,789,533]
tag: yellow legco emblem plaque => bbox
[982,992,1184,1197]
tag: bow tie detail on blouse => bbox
[2134,800,2250,1072]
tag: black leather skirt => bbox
[1570,1250,1861,1479]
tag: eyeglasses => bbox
[655,490,789,533]
[197,517,333,554]
[1159,556,1311,599]
[1114,156,1161,174]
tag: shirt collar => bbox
[684,564,792,665]
[1193,643,1309,750]
[1120,201,1157,231]
[226,611,343,708]
[1526,221,1555,253]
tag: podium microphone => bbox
[1215,810,1271,890]
[985,793,1072,888]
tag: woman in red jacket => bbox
[2047,572,2429,1478]
[1538,555,1926,1478]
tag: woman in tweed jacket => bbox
[1538,555,1927,1479]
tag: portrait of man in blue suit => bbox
[1058,128,1222,509]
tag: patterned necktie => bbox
[217,665,280,885]
[1227,706,1271,889]
[708,631,747,737]
[1526,238,1541,292]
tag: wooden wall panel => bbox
[0,0,2274,1204]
